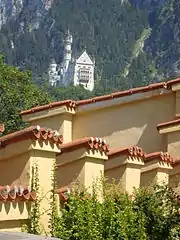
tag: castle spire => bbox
[63,29,73,71]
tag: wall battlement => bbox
[1,78,180,233]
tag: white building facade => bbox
[48,59,60,86]
[48,30,95,91]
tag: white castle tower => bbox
[48,59,60,86]
[64,29,73,71]
[60,30,73,86]
[73,49,95,91]
[49,30,95,91]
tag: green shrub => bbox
[53,182,180,240]
[54,181,146,240]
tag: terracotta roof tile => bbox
[173,158,180,167]
[166,77,180,87]
[157,118,180,130]
[0,125,63,148]
[76,82,167,106]
[20,100,76,116]
[56,187,69,202]
[0,124,4,134]
[0,185,36,202]
[145,152,173,164]
[108,146,145,159]
[58,137,109,154]
[56,187,91,202]
[19,78,180,116]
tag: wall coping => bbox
[20,78,180,119]
[157,118,180,134]
[0,126,63,149]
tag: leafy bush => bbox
[53,182,180,240]
[133,185,180,240]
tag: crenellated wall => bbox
[2,79,180,234]
[0,126,61,234]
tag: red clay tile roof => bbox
[0,185,36,202]
[145,152,173,164]
[157,118,180,130]
[59,137,109,154]
[56,187,69,202]
[75,82,167,106]
[20,78,180,116]
[173,158,180,167]
[56,187,91,202]
[166,78,180,86]
[20,100,76,116]
[0,124,4,134]
[0,125,63,148]
[108,146,145,159]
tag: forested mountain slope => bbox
[0,0,179,96]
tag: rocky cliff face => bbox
[131,0,165,9]
[0,0,54,29]
[0,0,23,29]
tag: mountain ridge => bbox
[0,0,179,94]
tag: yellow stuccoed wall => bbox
[22,106,75,143]
[0,152,31,186]
[105,166,126,184]
[169,164,180,193]
[0,139,60,234]
[105,155,144,194]
[141,169,170,187]
[84,159,104,196]
[30,113,73,143]
[56,158,86,189]
[0,147,31,232]
[31,114,64,133]
[0,220,26,232]
[73,94,175,153]
[1,87,180,233]
[56,149,107,196]
[141,170,158,187]
[175,91,180,117]
[125,165,142,194]
[0,202,29,232]
[30,150,55,234]
[167,131,180,158]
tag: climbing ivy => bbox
[22,161,41,235]
[49,159,59,237]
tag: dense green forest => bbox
[0,56,51,134]
[0,0,179,100]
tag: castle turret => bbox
[48,59,60,86]
[64,30,73,71]
[49,59,57,72]
[55,30,95,91]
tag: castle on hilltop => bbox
[48,30,95,91]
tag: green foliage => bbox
[47,84,93,102]
[0,56,51,134]
[22,162,41,235]
[144,0,180,77]
[49,159,59,237]
[19,168,180,240]
[133,184,180,240]
[1,0,180,96]
[0,0,161,92]
[53,182,180,240]
[54,191,146,239]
